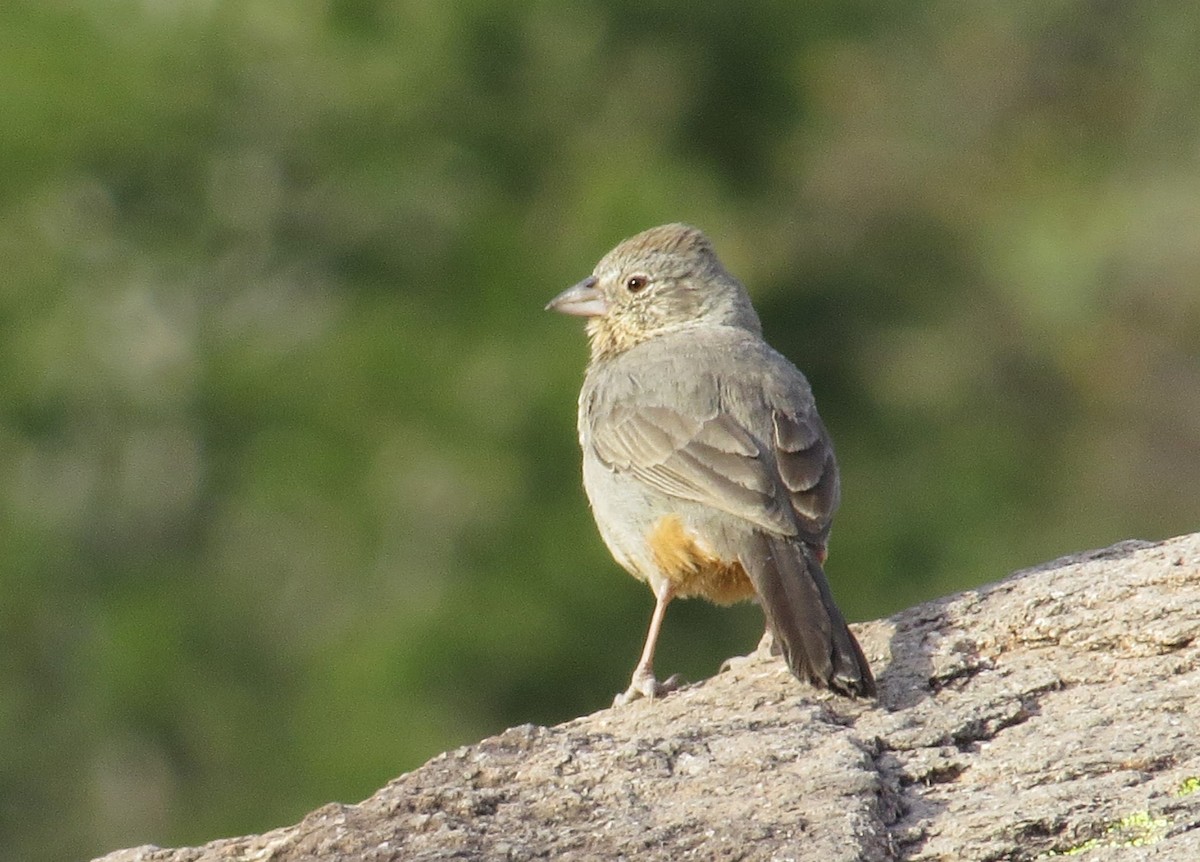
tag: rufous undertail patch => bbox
[646,514,756,605]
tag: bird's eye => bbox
[625,275,648,293]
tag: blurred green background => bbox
[3,1,1199,859]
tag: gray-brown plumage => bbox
[547,223,875,704]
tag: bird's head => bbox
[547,223,762,361]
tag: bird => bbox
[546,223,875,705]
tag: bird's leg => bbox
[755,625,782,656]
[614,581,681,706]
[719,606,780,674]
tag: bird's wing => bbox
[770,407,839,546]
[589,401,799,536]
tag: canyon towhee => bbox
[547,223,875,705]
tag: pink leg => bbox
[614,581,682,706]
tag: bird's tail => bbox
[741,533,876,698]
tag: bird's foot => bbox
[613,670,683,706]
[719,629,780,674]
[756,628,783,657]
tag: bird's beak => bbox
[545,276,607,317]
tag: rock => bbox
[92,534,1200,861]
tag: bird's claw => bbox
[755,628,782,657]
[720,629,781,674]
[613,671,683,706]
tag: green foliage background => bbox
[2,2,1198,859]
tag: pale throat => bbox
[586,315,651,362]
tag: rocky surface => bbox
[96,533,1200,861]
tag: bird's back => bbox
[578,323,837,583]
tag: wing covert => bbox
[590,402,797,536]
